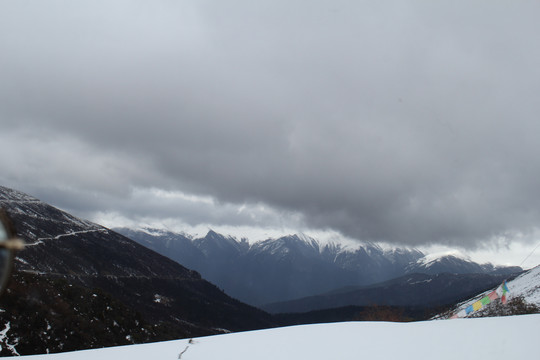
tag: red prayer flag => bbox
[488,291,498,301]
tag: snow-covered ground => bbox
[16,315,539,360]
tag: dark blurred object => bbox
[0,209,24,296]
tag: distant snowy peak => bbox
[417,250,471,266]
[382,247,424,265]
[293,232,315,244]
[250,234,323,258]
[194,230,249,256]
[124,226,196,241]
[139,227,178,237]
[407,252,521,276]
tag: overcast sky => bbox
[2,1,540,266]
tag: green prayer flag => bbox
[480,296,491,306]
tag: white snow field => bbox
[16,314,539,360]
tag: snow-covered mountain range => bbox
[117,227,521,306]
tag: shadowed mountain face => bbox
[117,228,521,306]
[0,186,274,355]
[261,272,515,314]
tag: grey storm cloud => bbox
[1,1,540,248]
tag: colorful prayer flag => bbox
[451,280,510,319]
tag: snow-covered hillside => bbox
[444,264,540,319]
[506,264,540,306]
[16,315,539,360]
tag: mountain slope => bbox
[262,272,513,314]
[0,186,274,355]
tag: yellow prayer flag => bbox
[472,301,482,311]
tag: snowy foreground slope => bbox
[16,315,539,360]
[447,264,540,317]
[506,264,540,305]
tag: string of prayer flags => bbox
[450,281,509,319]
[495,280,510,304]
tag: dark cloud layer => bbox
[2,1,540,248]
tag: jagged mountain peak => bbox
[140,226,183,237]
[249,234,323,259]
[274,234,318,248]
[191,230,249,259]
[205,229,223,238]
[204,229,248,246]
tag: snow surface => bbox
[15,315,540,360]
